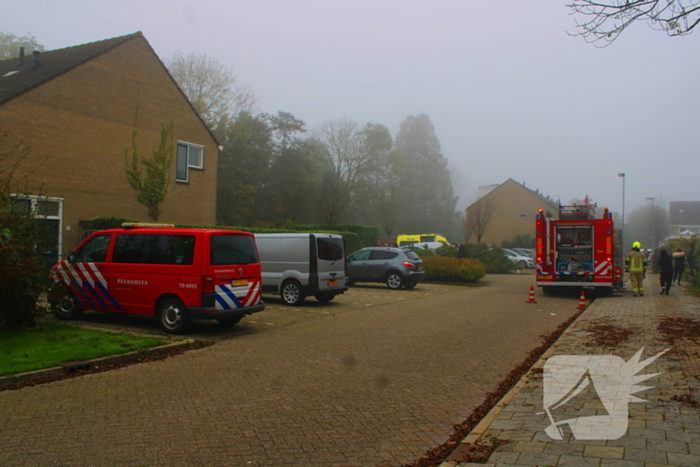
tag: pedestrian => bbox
[673,248,686,286]
[625,241,647,297]
[658,249,673,295]
[457,243,466,259]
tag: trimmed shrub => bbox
[421,257,486,283]
[295,223,377,248]
[89,217,139,230]
[470,245,517,273]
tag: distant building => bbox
[0,32,218,259]
[668,201,700,237]
[465,178,559,245]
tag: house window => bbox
[517,213,529,219]
[10,195,63,261]
[176,142,204,182]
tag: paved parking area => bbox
[0,275,582,466]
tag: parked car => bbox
[50,224,265,334]
[254,233,348,306]
[513,248,535,259]
[502,248,535,268]
[346,247,425,289]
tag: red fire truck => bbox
[535,204,623,293]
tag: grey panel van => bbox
[254,233,348,305]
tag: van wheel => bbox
[314,293,335,303]
[50,286,84,320]
[217,316,242,326]
[158,297,191,334]
[281,280,305,306]
[386,272,404,290]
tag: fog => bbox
[3,0,698,216]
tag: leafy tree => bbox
[166,51,257,130]
[216,112,274,226]
[259,112,319,223]
[268,111,307,153]
[345,122,396,231]
[0,32,44,60]
[568,0,700,46]
[125,122,174,222]
[394,114,457,235]
[0,131,50,330]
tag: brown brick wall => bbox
[0,36,217,254]
[466,179,559,245]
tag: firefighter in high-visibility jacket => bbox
[625,241,647,297]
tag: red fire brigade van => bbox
[49,224,264,334]
[535,204,623,294]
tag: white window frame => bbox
[176,141,205,183]
[11,194,64,260]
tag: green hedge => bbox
[89,218,362,256]
[421,257,486,283]
[295,224,377,248]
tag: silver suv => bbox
[346,247,425,289]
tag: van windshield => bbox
[211,234,259,265]
[317,237,344,261]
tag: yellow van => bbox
[396,234,449,247]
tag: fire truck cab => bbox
[535,204,623,293]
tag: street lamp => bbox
[646,197,656,248]
[618,173,625,250]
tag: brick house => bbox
[668,201,700,237]
[0,32,218,259]
[465,178,559,245]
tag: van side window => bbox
[317,238,344,261]
[210,235,258,265]
[113,234,195,265]
[75,234,111,263]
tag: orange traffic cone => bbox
[527,285,537,304]
[577,290,587,309]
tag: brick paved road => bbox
[449,274,700,467]
[0,275,581,467]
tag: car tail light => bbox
[202,276,215,294]
[402,261,415,268]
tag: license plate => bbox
[538,275,553,280]
[232,279,248,286]
[329,280,338,287]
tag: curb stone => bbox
[0,339,194,390]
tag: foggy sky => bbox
[2,0,698,218]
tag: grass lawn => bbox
[0,320,167,377]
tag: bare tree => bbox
[166,51,258,128]
[568,0,700,46]
[466,198,495,244]
[312,118,376,225]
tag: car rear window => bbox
[113,234,195,265]
[210,234,259,265]
[317,237,344,261]
[403,250,420,261]
[369,250,398,260]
